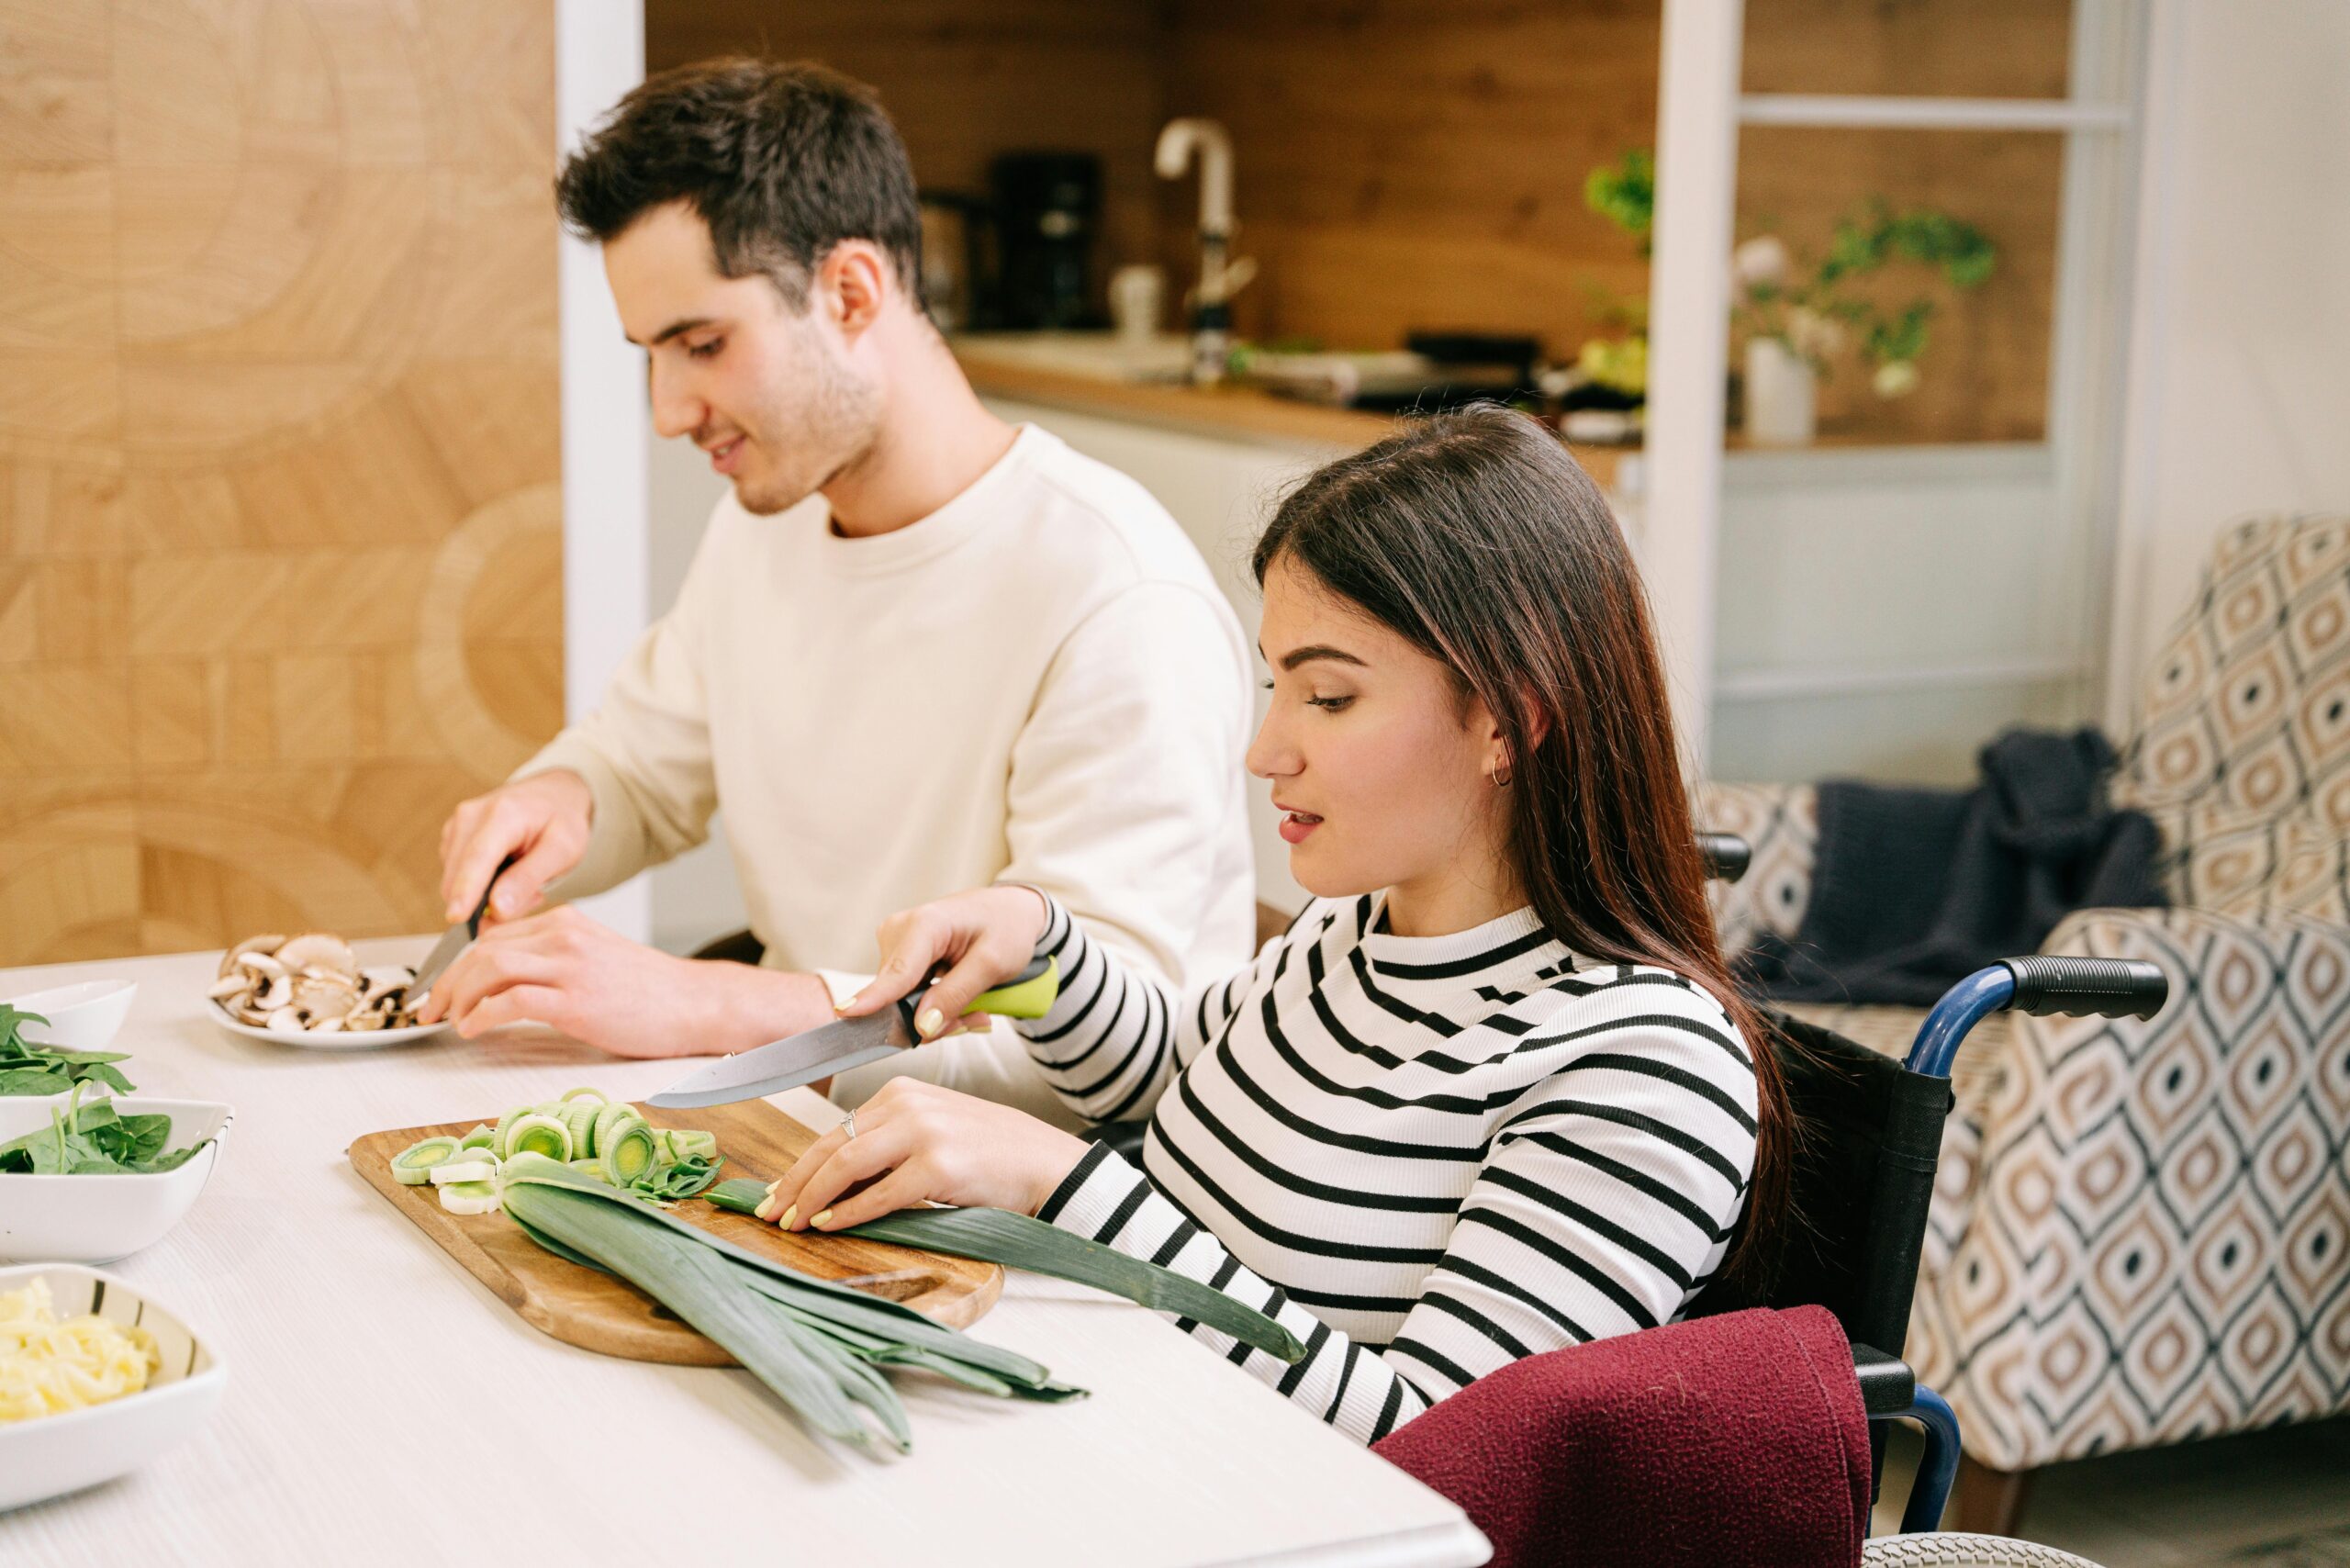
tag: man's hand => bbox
[753,1078,1089,1230]
[411,905,834,1058]
[439,770,596,925]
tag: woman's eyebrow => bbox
[1276,644,1369,672]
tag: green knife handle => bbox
[897,954,1060,1032]
[970,953,1059,1019]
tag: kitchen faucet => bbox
[1155,118,1254,384]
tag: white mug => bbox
[1110,264,1166,342]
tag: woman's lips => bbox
[1278,811,1323,845]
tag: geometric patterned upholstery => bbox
[1696,514,2350,1472]
[2114,514,2350,923]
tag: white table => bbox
[0,942,1488,1568]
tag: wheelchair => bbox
[1084,832,2170,1544]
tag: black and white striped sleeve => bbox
[1034,1006,1759,1445]
[1013,892,1287,1125]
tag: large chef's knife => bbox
[408,852,521,1002]
[644,954,1061,1109]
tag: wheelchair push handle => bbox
[1999,955,2169,1021]
[1907,957,2171,1077]
[1695,832,1752,885]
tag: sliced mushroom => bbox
[207,973,252,1002]
[235,951,288,980]
[274,933,358,979]
[264,1005,306,1034]
[292,975,360,1020]
[218,934,286,980]
[254,974,294,1012]
[341,1009,385,1033]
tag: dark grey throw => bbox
[1741,728,2167,1008]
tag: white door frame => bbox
[554,0,650,940]
[1643,0,2144,775]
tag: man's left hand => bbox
[412,905,827,1058]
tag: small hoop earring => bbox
[1490,759,1514,788]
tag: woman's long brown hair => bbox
[1252,404,1790,1288]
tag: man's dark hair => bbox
[555,58,923,309]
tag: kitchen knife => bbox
[644,953,1060,1110]
[408,852,521,1002]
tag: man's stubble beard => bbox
[731,332,884,518]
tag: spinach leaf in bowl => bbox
[0,1085,209,1175]
[0,1004,137,1097]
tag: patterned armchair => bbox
[1699,515,2350,1531]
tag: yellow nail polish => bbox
[915,1008,944,1038]
[837,992,861,1014]
[754,1196,777,1220]
[778,1204,797,1229]
[811,1208,834,1228]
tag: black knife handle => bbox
[471,851,524,935]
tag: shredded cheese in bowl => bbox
[0,1277,162,1424]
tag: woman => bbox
[761,406,1791,1445]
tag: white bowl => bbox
[3,979,137,1054]
[0,1262,228,1512]
[0,1098,231,1265]
[205,999,448,1051]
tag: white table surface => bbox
[0,942,1489,1568]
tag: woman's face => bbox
[1247,556,1517,932]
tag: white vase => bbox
[1744,337,1817,447]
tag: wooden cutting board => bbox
[351,1099,1002,1366]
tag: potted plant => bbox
[1732,204,1997,445]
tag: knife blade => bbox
[645,952,1060,1110]
[409,851,521,1002]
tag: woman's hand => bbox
[838,884,1053,1042]
[754,1079,1090,1230]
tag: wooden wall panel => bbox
[647,0,1167,316]
[0,0,565,967]
[646,0,2068,445]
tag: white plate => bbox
[0,1262,228,1512]
[2,979,138,1054]
[0,1097,231,1265]
[205,999,448,1051]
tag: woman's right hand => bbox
[838,885,1053,1041]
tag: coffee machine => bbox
[979,151,1102,330]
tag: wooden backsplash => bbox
[653,0,2072,444]
[0,2,565,965]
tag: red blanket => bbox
[1372,1305,1870,1568]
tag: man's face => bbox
[604,202,879,516]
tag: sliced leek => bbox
[430,1159,500,1185]
[560,1098,602,1156]
[663,1128,719,1162]
[438,1179,500,1215]
[394,1092,721,1204]
[602,1118,657,1185]
[504,1113,572,1163]
[393,1136,463,1185]
[590,1101,638,1159]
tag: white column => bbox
[554,0,651,942]
[1643,0,1745,774]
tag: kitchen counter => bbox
[955,343,1628,492]
[0,943,1487,1568]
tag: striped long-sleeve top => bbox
[1018,890,1760,1445]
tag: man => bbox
[420,60,1254,1126]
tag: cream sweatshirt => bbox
[523,426,1258,1120]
